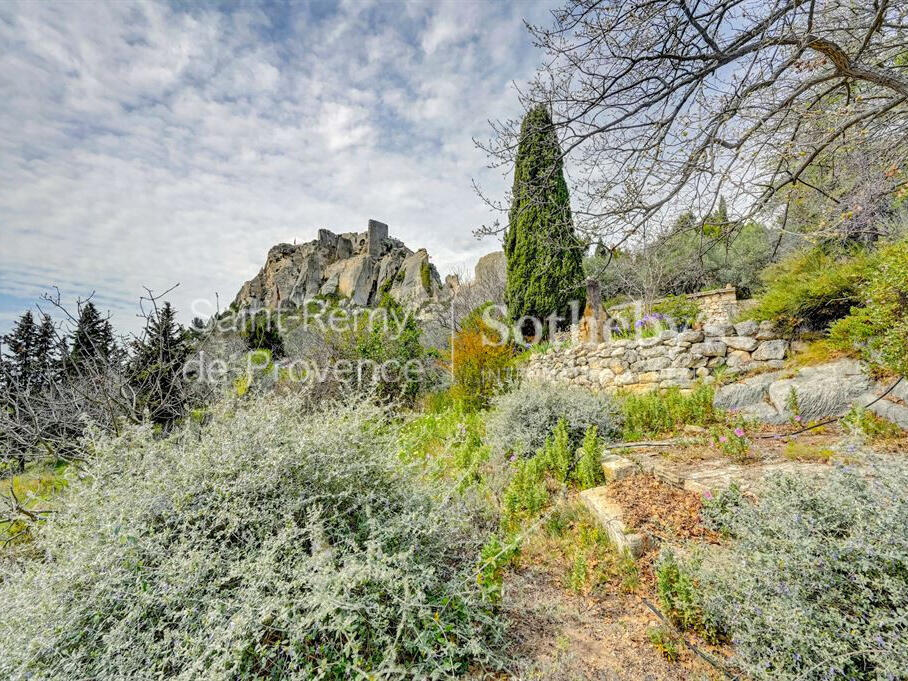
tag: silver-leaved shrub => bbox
[486,381,622,456]
[0,395,503,680]
[697,459,908,680]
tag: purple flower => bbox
[509,454,517,462]
[719,436,728,443]
[703,491,713,500]
[734,427,745,437]
[795,414,803,422]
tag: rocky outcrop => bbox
[714,358,908,428]
[233,220,444,309]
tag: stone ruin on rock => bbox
[233,219,444,310]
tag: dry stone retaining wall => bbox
[526,320,788,392]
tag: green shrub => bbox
[486,381,622,456]
[620,384,717,440]
[651,294,700,329]
[241,310,285,356]
[655,549,713,636]
[694,460,908,680]
[750,246,871,335]
[830,239,908,377]
[325,294,435,404]
[501,456,549,530]
[477,534,519,604]
[647,626,682,662]
[0,396,504,679]
[541,418,573,482]
[574,426,606,489]
[841,405,904,441]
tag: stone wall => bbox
[607,286,741,327]
[526,320,788,392]
[688,287,739,325]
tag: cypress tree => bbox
[505,105,585,333]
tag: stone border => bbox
[579,485,649,558]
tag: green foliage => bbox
[647,626,681,662]
[655,549,716,639]
[750,246,871,334]
[327,294,432,404]
[241,310,285,356]
[501,455,549,531]
[69,301,116,369]
[486,381,622,456]
[620,384,718,440]
[396,398,491,493]
[841,405,904,441]
[574,426,605,489]
[651,295,700,329]
[505,105,585,331]
[781,440,835,463]
[830,238,908,377]
[710,423,751,461]
[585,217,774,300]
[129,301,191,427]
[419,260,432,293]
[0,396,504,679]
[541,418,572,482]
[477,534,519,604]
[694,460,908,680]
[699,482,745,537]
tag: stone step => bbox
[579,485,649,558]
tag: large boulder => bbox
[714,371,786,411]
[391,249,438,306]
[766,359,871,422]
[712,359,905,427]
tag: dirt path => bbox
[498,565,724,680]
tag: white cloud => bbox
[0,0,552,333]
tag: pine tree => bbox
[505,105,585,333]
[130,302,190,427]
[70,302,115,368]
[33,314,63,388]
[2,310,38,389]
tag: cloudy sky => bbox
[0,0,552,334]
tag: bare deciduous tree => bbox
[480,0,908,247]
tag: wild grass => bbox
[620,384,719,440]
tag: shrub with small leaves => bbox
[694,459,908,680]
[655,549,714,637]
[0,395,505,680]
[486,381,622,456]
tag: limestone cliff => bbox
[233,220,444,309]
